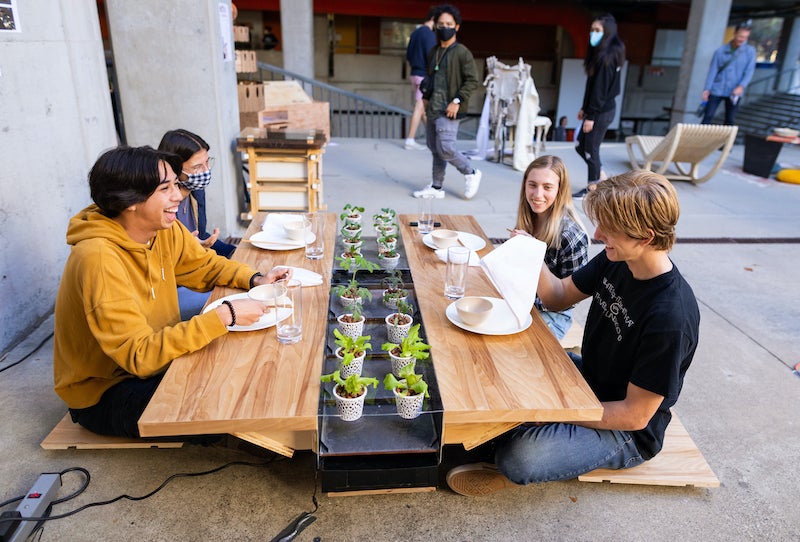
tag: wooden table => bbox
[398,215,602,449]
[138,213,602,455]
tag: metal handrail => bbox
[241,62,412,139]
[746,65,800,98]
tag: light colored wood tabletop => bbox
[138,212,602,454]
[398,214,602,449]
[137,212,337,453]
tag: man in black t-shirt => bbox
[447,170,700,496]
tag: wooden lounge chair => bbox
[625,123,738,184]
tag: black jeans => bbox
[576,108,616,183]
[70,374,164,438]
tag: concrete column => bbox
[778,17,800,92]
[105,0,242,236]
[670,0,733,125]
[0,0,117,352]
[280,0,314,79]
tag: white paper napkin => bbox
[287,266,323,287]
[262,213,305,234]
[434,248,481,267]
[479,235,546,328]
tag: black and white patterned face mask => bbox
[181,169,212,191]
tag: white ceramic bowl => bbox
[248,283,283,305]
[455,297,493,327]
[773,127,799,138]
[431,229,460,249]
[283,219,310,241]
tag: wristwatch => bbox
[452,97,461,105]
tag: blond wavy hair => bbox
[584,170,679,251]
[515,155,585,249]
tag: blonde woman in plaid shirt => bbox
[509,155,588,339]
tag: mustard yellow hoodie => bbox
[54,205,255,409]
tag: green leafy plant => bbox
[380,207,396,219]
[342,230,363,243]
[377,234,397,245]
[384,363,429,398]
[321,370,378,399]
[338,302,364,323]
[339,203,365,222]
[334,253,379,303]
[382,324,429,360]
[386,298,414,325]
[378,248,398,259]
[333,328,372,366]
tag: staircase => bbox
[721,92,800,140]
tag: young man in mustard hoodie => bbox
[54,146,289,438]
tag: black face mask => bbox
[436,27,456,42]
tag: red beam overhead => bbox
[232,0,593,56]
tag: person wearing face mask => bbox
[572,13,625,199]
[413,3,481,201]
[158,129,236,259]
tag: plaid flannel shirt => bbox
[535,216,589,310]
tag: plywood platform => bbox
[578,413,719,487]
[42,414,184,450]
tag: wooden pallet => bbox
[578,412,719,487]
[41,414,183,450]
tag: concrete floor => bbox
[2,137,799,541]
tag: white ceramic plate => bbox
[204,293,291,332]
[422,231,486,251]
[248,230,315,251]
[445,297,532,335]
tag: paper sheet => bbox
[479,235,546,328]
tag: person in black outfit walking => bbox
[572,13,625,198]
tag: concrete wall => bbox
[0,0,117,353]
[106,0,241,238]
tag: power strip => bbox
[1,473,61,542]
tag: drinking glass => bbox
[444,246,470,299]
[274,279,303,344]
[305,212,324,260]
[418,194,434,234]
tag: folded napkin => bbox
[479,235,546,328]
[262,213,305,234]
[288,266,323,287]
[434,248,480,267]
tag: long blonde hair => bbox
[515,155,586,249]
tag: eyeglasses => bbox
[182,156,215,175]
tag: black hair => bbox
[157,129,210,164]
[585,13,626,76]
[735,20,752,31]
[89,146,183,218]
[434,3,462,26]
[426,7,437,21]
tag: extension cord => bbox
[1,473,61,542]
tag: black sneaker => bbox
[572,187,590,198]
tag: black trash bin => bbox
[742,134,783,178]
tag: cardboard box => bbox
[233,25,250,43]
[235,50,257,73]
[237,82,265,112]
[262,81,313,105]
[257,102,330,142]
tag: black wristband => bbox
[221,300,236,327]
[249,272,263,289]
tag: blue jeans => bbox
[702,94,739,125]
[426,116,474,188]
[538,308,572,340]
[494,352,645,483]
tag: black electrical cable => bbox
[0,459,277,527]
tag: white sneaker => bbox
[404,140,427,150]
[464,169,482,199]
[412,185,445,199]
